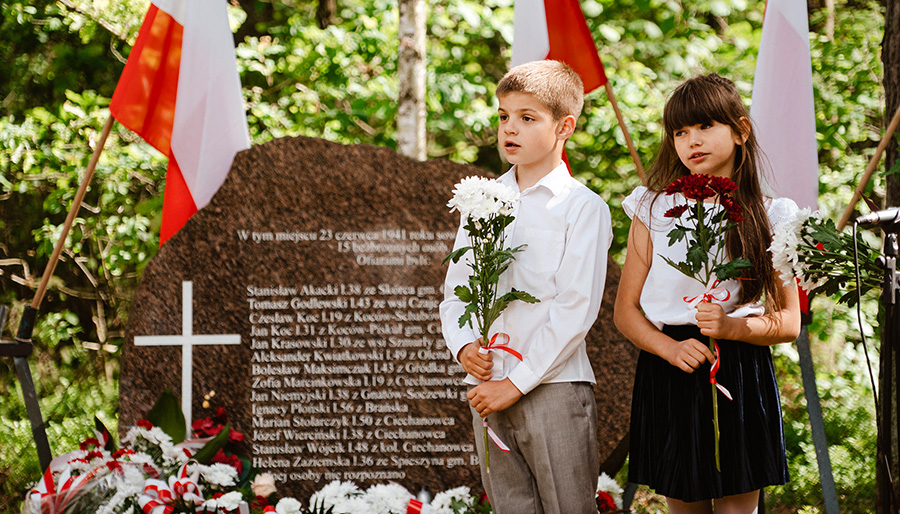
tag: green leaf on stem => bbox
[443,246,472,265]
[713,258,752,280]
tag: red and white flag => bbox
[750,0,818,210]
[110,0,250,245]
[510,0,607,94]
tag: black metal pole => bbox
[879,232,900,512]
[6,306,53,470]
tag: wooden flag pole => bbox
[838,102,900,230]
[31,115,115,310]
[604,81,645,181]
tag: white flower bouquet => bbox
[444,176,540,470]
[444,176,540,364]
[769,208,881,304]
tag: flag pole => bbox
[838,102,900,230]
[604,81,645,181]
[7,114,115,472]
[31,115,115,310]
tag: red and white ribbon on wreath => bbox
[709,339,733,401]
[29,454,103,514]
[139,461,204,514]
[407,498,433,514]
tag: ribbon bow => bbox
[482,333,523,361]
[139,461,204,514]
[29,464,99,514]
[683,279,731,308]
[475,332,522,454]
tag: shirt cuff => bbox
[446,333,476,364]
[507,362,542,395]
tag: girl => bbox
[614,73,801,512]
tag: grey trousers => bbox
[470,382,599,514]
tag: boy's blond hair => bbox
[496,60,584,121]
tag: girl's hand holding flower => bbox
[695,302,733,340]
[663,337,715,373]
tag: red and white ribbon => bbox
[683,279,731,308]
[482,333,524,361]
[483,419,511,453]
[407,498,433,514]
[709,339,733,401]
[29,456,104,514]
[139,461,204,514]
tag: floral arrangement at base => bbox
[596,472,625,512]
[22,391,500,514]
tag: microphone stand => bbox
[877,227,900,511]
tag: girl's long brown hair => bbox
[646,73,783,310]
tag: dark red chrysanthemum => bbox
[680,174,715,201]
[708,175,738,195]
[137,420,153,430]
[664,176,686,195]
[664,204,689,218]
[720,197,744,223]
[106,460,122,472]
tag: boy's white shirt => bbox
[439,162,612,395]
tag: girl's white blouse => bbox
[622,186,799,329]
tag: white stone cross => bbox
[134,281,240,432]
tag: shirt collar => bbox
[501,162,572,196]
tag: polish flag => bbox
[110,0,250,245]
[510,0,607,93]
[750,0,818,211]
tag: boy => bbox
[440,60,612,514]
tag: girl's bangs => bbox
[663,82,733,136]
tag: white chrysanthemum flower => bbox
[448,176,519,222]
[333,496,374,514]
[309,480,362,510]
[95,466,145,514]
[199,462,238,487]
[430,486,474,514]
[770,212,805,286]
[363,483,413,514]
[275,497,304,514]
[218,491,244,510]
[596,472,624,508]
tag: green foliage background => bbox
[0,0,887,511]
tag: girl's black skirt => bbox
[627,324,789,502]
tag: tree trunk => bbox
[397,0,426,161]
[881,0,900,509]
[317,0,337,29]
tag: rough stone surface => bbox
[120,135,637,501]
